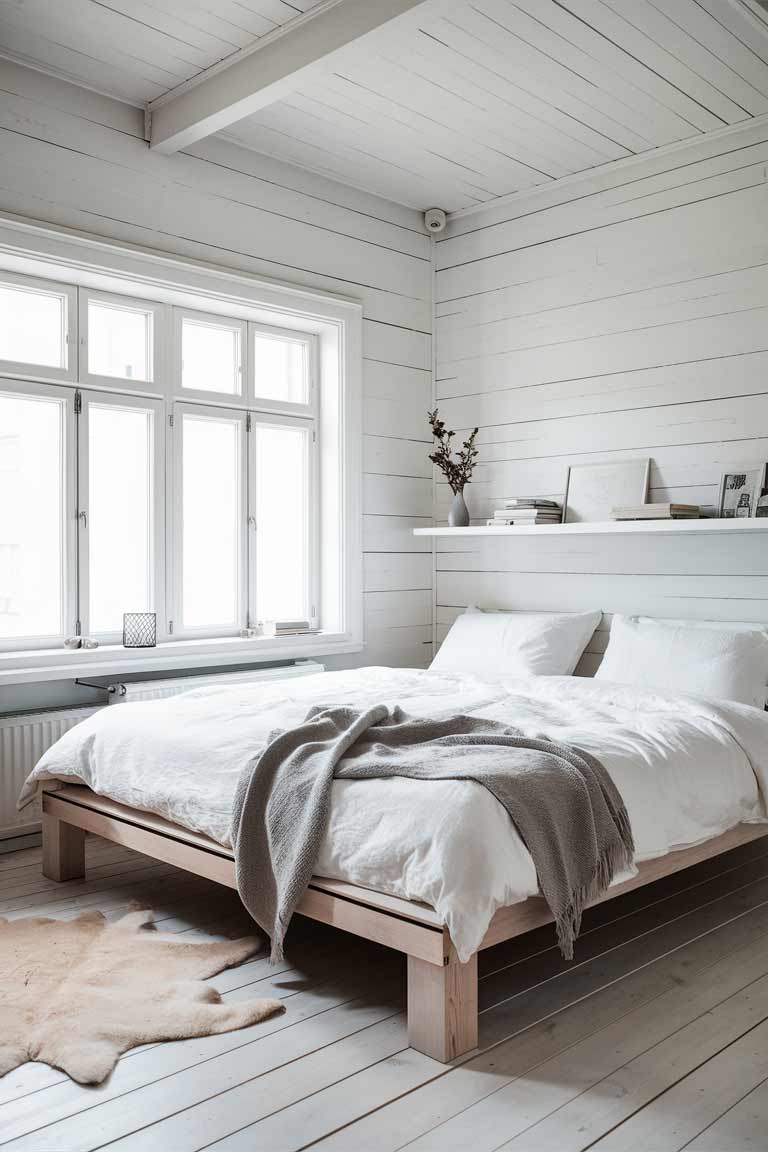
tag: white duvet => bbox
[21,667,768,962]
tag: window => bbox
[0,253,360,671]
[82,396,159,637]
[251,327,311,407]
[0,385,69,644]
[0,273,75,381]
[253,420,314,624]
[176,407,245,633]
[176,309,245,398]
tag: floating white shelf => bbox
[414,518,768,538]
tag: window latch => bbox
[78,510,87,528]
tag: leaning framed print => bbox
[717,465,767,518]
[564,459,650,524]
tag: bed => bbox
[21,665,768,1063]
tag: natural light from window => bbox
[181,412,241,629]
[88,300,152,381]
[255,422,310,623]
[0,391,63,639]
[88,403,154,634]
[0,257,357,667]
[181,317,241,395]
[252,333,308,405]
[0,284,66,369]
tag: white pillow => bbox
[431,608,601,678]
[595,615,768,708]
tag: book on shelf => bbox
[492,509,562,522]
[610,504,701,520]
[487,516,562,526]
[503,498,560,509]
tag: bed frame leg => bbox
[407,945,478,1062]
[42,812,86,881]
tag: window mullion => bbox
[246,411,255,632]
[74,388,88,640]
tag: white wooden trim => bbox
[446,110,768,228]
[414,519,768,538]
[147,0,434,154]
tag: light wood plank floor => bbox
[2,834,768,1151]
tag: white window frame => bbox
[171,401,248,640]
[173,307,246,404]
[0,377,77,651]
[249,411,319,629]
[76,390,166,644]
[0,218,363,686]
[249,321,317,419]
[0,270,77,384]
[79,289,164,392]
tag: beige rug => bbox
[0,906,283,1084]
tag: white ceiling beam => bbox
[147,0,434,154]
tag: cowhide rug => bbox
[0,906,283,1085]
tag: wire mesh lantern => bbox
[122,612,157,648]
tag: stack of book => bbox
[488,498,562,526]
[610,503,701,521]
[260,619,320,637]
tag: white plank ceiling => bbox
[2,1,768,210]
[224,0,768,209]
[0,0,325,105]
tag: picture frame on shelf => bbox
[564,459,650,524]
[717,466,767,518]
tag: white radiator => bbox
[0,706,100,838]
[110,661,325,704]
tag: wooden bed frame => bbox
[41,783,768,1063]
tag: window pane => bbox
[0,392,63,638]
[0,284,66,369]
[88,404,153,634]
[88,300,152,381]
[182,414,241,628]
[255,424,309,623]
[181,318,241,395]
[252,334,308,405]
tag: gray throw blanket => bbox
[231,705,634,963]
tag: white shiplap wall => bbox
[433,118,768,673]
[0,58,434,676]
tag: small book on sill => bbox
[260,619,316,637]
[611,504,701,520]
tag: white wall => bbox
[0,59,434,705]
[433,118,768,672]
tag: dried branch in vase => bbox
[428,408,479,494]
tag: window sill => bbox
[0,633,363,687]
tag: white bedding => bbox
[21,667,768,962]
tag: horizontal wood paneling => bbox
[433,121,768,664]
[0,60,434,675]
[0,0,324,105]
[225,0,768,210]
